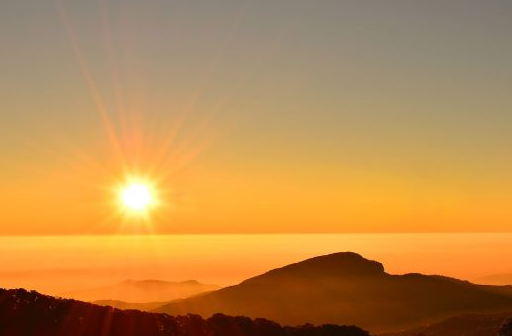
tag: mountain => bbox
[155,252,512,333]
[0,287,369,336]
[93,299,168,311]
[477,274,512,286]
[383,311,512,336]
[63,279,220,303]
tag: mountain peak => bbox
[282,252,385,275]
[246,252,385,283]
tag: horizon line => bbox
[1,231,512,237]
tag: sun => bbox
[120,182,153,212]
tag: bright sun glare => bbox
[120,183,153,211]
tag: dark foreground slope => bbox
[383,311,512,336]
[0,288,369,336]
[156,252,512,333]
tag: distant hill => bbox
[63,279,220,303]
[155,252,512,333]
[477,274,512,286]
[383,311,512,336]
[93,299,168,311]
[0,287,369,336]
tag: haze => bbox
[1,233,511,295]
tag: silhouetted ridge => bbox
[156,252,512,333]
[0,288,369,336]
[245,253,384,284]
[385,311,512,336]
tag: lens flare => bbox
[119,181,155,213]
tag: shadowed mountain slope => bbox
[155,252,512,333]
[0,288,369,336]
[383,311,512,336]
[63,279,220,303]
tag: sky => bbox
[1,0,512,234]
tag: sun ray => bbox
[42,0,222,234]
[54,0,127,171]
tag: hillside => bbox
[0,287,369,336]
[63,279,220,303]
[155,252,512,333]
[383,311,512,336]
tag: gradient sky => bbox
[1,0,512,234]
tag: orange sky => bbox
[1,0,512,234]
